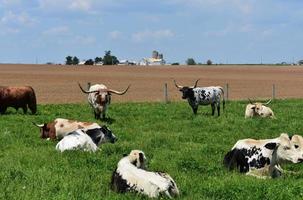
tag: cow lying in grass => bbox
[56,126,117,152]
[224,133,303,178]
[33,118,101,140]
[245,99,275,119]
[111,150,179,198]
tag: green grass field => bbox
[1,100,303,200]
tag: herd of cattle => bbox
[0,79,300,198]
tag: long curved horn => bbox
[78,83,99,94]
[264,99,272,105]
[32,122,44,128]
[108,85,131,95]
[248,98,253,104]
[173,80,183,89]
[191,79,200,88]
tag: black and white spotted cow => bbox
[111,150,179,198]
[56,126,117,152]
[224,133,303,178]
[174,79,225,116]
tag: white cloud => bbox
[132,29,175,42]
[0,11,36,26]
[43,26,70,36]
[74,35,96,45]
[108,30,122,40]
[38,0,99,12]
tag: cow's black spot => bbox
[111,169,130,193]
[223,149,249,173]
[265,142,277,150]
[86,128,102,145]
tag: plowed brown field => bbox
[1,64,303,104]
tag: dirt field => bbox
[1,64,303,104]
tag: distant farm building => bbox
[139,50,166,66]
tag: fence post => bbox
[225,83,229,101]
[272,84,276,100]
[87,82,91,90]
[164,83,168,103]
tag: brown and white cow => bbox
[33,118,101,140]
[78,83,130,119]
[245,99,275,119]
[0,86,37,114]
[224,133,303,178]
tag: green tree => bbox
[65,56,73,65]
[186,58,196,65]
[84,59,94,65]
[94,57,103,64]
[103,50,119,65]
[72,56,79,65]
[206,59,212,65]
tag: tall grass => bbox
[1,100,303,199]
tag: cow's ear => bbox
[265,142,277,150]
[123,153,128,157]
[139,153,144,163]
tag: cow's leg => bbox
[22,106,28,114]
[217,102,220,116]
[191,106,198,114]
[0,107,6,114]
[211,103,215,116]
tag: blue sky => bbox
[0,0,302,64]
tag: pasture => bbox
[1,100,303,199]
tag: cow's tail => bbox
[28,86,37,114]
[223,149,236,171]
[219,87,225,110]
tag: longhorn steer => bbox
[245,99,275,119]
[33,118,101,140]
[56,126,117,152]
[111,150,179,198]
[78,83,130,119]
[224,133,303,178]
[174,79,225,116]
[0,86,36,114]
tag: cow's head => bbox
[174,79,199,99]
[33,122,56,139]
[125,150,146,169]
[100,125,117,143]
[248,99,271,116]
[78,83,130,107]
[265,133,303,164]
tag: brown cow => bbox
[0,86,37,114]
[33,118,101,140]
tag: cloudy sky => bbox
[0,0,302,64]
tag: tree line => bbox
[65,51,119,65]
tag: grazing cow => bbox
[78,83,130,119]
[0,86,36,114]
[111,150,179,198]
[56,126,117,152]
[33,118,101,140]
[224,133,303,178]
[174,79,225,116]
[245,99,275,119]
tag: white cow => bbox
[245,99,275,119]
[111,150,179,198]
[78,83,130,119]
[56,126,117,152]
[224,133,303,178]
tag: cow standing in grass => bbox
[174,79,225,116]
[0,86,37,114]
[224,133,303,178]
[78,83,130,119]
